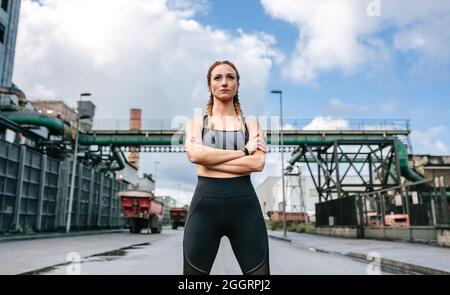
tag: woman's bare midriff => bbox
[196,165,250,178]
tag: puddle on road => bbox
[90,242,150,257]
[87,243,150,261]
[19,242,151,275]
[20,265,64,275]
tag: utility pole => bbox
[271,89,287,238]
[66,92,91,233]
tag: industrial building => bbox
[0,0,20,89]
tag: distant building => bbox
[256,173,367,223]
[136,173,155,192]
[155,196,177,225]
[256,175,319,222]
[28,98,97,137]
[411,155,450,186]
[116,162,140,189]
[30,100,78,128]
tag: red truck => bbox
[170,207,188,230]
[119,191,164,234]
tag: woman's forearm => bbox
[204,163,253,175]
[186,142,246,166]
[206,151,266,173]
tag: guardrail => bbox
[92,118,411,131]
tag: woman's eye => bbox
[214,76,221,81]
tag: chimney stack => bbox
[128,108,142,169]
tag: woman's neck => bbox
[212,98,236,117]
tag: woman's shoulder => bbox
[243,116,258,129]
[186,116,206,129]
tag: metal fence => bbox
[314,177,450,241]
[358,179,449,228]
[315,196,358,227]
[0,138,127,233]
[92,118,410,131]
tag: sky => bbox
[13,0,450,206]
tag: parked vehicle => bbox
[119,191,164,234]
[384,213,409,227]
[365,211,409,227]
[170,207,188,230]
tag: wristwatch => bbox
[240,147,250,156]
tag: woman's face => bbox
[209,64,239,102]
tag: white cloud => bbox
[13,0,281,199]
[434,141,449,155]
[29,83,57,98]
[282,123,295,131]
[411,126,449,155]
[303,116,350,130]
[14,0,280,120]
[261,0,450,84]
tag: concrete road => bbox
[0,228,388,275]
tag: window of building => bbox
[278,202,284,212]
[0,23,5,44]
[1,0,8,12]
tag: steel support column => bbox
[13,146,26,231]
[36,154,47,231]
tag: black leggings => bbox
[183,175,270,275]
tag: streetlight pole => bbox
[66,92,91,233]
[271,89,287,238]
[154,161,160,183]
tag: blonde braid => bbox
[233,93,246,133]
[206,94,214,131]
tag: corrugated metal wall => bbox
[0,138,126,233]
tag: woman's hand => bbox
[245,135,259,154]
[246,135,267,154]
[257,137,267,153]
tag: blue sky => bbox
[13,0,450,205]
[15,0,450,156]
[194,0,450,155]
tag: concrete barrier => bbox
[315,226,358,238]
[316,225,441,245]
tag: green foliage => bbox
[269,221,283,231]
[7,224,35,235]
[270,220,315,234]
[24,225,35,235]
